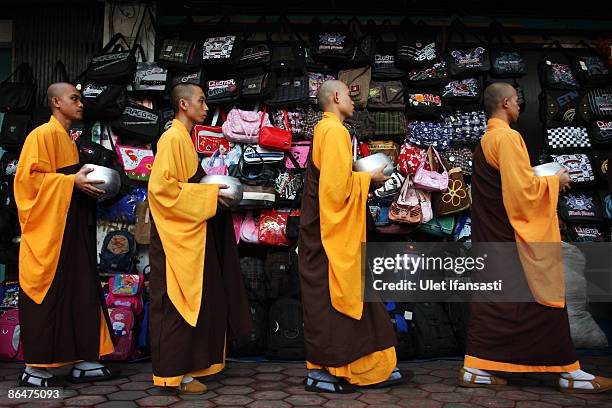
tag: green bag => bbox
[416,215,456,237]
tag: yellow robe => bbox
[305,112,395,386]
[148,119,220,386]
[15,115,113,366]
[464,118,578,373]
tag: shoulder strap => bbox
[101,33,131,53]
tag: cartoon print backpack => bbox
[102,308,136,361]
[0,310,23,361]
[105,274,145,314]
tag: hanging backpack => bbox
[269,17,306,73]
[0,63,37,113]
[559,191,605,224]
[266,297,305,360]
[81,82,128,121]
[99,230,138,274]
[442,78,482,105]
[487,22,528,78]
[571,43,611,88]
[237,20,273,70]
[540,90,590,127]
[266,75,309,107]
[372,22,406,79]
[590,120,612,144]
[201,28,243,67]
[396,20,439,68]
[205,77,241,106]
[539,42,582,90]
[338,66,372,109]
[368,80,405,111]
[0,310,23,361]
[110,102,160,143]
[587,88,612,120]
[0,113,31,152]
[102,308,136,361]
[445,21,490,78]
[240,256,268,302]
[311,18,356,65]
[406,61,449,88]
[105,274,145,315]
[86,33,140,84]
[409,302,460,358]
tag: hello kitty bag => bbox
[115,144,155,181]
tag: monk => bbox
[298,80,404,393]
[15,83,116,387]
[148,82,251,394]
[460,82,612,394]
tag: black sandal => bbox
[68,366,120,384]
[304,376,356,394]
[19,369,66,388]
[364,368,410,389]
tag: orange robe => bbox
[304,112,396,386]
[15,115,113,366]
[148,119,222,386]
[464,118,579,373]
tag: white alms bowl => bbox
[353,153,394,176]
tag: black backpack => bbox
[99,230,138,274]
[409,302,460,358]
[0,113,32,152]
[0,63,37,114]
[385,302,416,360]
[228,300,268,357]
[396,20,439,69]
[239,256,268,302]
[110,102,161,143]
[266,76,309,108]
[311,18,356,65]
[264,250,301,300]
[266,297,305,360]
[81,82,128,121]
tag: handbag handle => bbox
[205,148,226,170]
[277,15,305,44]
[282,110,291,132]
[1,62,35,85]
[101,33,131,53]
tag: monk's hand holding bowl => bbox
[75,165,106,198]
[369,165,391,185]
[217,184,232,209]
[555,168,571,193]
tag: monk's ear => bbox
[333,91,340,104]
[178,97,189,112]
[50,96,61,109]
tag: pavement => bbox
[0,357,612,407]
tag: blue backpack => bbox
[99,230,137,274]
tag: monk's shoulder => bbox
[315,118,349,140]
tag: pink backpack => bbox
[0,310,23,361]
[105,274,144,315]
[222,109,271,143]
[103,308,136,361]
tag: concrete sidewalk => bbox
[0,357,611,407]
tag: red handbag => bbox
[192,109,230,155]
[397,142,427,176]
[258,107,292,151]
[258,209,299,246]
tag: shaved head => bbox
[484,82,516,116]
[317,80,349,110]
[47,82,77,105]
[170,83,202,111]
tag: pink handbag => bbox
[285,141,311,169]
[413,146,449,192]
[222,108,271,144]
[204,149,228,175]
[417,190,433,223]
[240,211,260,244]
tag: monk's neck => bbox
[52,112,72,133]
[326,107,347,122]
[489,112,511,126]
[175,114,194,134]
